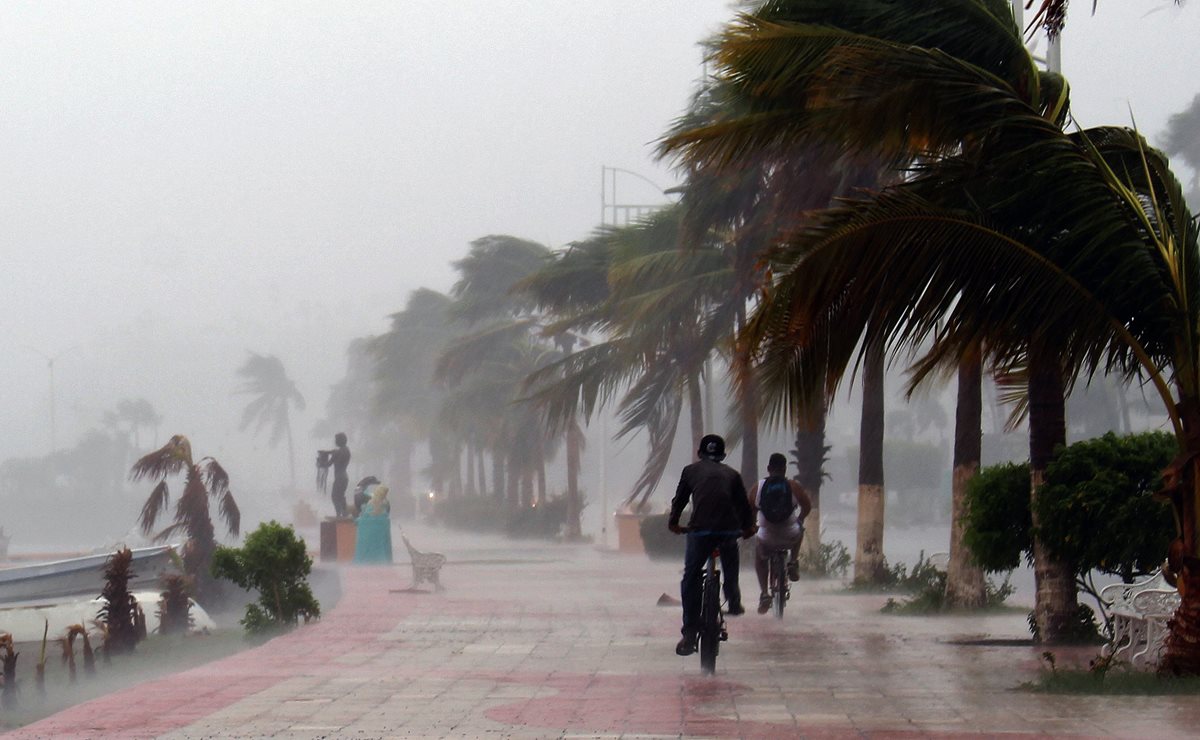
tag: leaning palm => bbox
[236,352,305,486]
[131,434,241,602]
[662,0,1084,633]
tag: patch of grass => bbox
[1023,669,1200,695]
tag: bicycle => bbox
[697,545,728,674]
[766,546,790,619]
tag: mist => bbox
[0,1,1195,556]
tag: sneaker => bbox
[787,559,800,582]
[726,601,745,616]
[757,593,772,614]
[675,634,697,656]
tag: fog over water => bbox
[0,2,1195,553]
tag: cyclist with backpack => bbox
[752,453,813,614]
[668,433,755,656]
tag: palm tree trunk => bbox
[465,440,477,497]
[506,455,520,507]
[1028,350,1080,643]
[735,307,760,488]
[854,342,886,584]
[494,451,506,502]
[536,455,546,506]
[689,374,705,451]
[477,447,487,497]
[521,469,534,508]
[285,416,296,489]
[945,348,986,609]
[396,435,413,500]
[1161,401,1200,674]
[794,390,827,560]
[565,420,582,539]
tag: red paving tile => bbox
[4,526,1198,738]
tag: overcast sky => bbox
[0,1,1197,481]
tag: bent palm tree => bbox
[236,353,305,487]
[662,0,1079,638]
[132,435,240,602]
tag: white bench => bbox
[402,535,446,592]
[1100,571,1179,668]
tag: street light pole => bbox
[25,345,77,457]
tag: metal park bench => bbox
[1100,570,1179,668]
[402,535,445,592]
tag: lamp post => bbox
[600,165,678,227]
[24,345,77,457]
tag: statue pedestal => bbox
[615,509,646,554]
[320,517,357,562]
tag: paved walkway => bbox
[7,525,1199,738]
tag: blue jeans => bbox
[681,530,742,635]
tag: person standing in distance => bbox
[668,433,755,656]
[323,432,351,517]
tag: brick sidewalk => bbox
[7,531,1199,738]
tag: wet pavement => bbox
[6,523,1198,739]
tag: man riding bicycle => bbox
[751,453,812,614]
[668,434,755,656]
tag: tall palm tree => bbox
[522,211,730,509]
[132,435,240,602]
[946,344,987,607]
[370,289,460,498]
[236,353,305,487]
[662,0,1080,637]
[676,4,1199,655]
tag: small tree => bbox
[964,431,1177,637]
[157,574,192,636]
[131,435,240,603]
[211,521,320,634]
[98,547,139,656]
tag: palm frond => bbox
[138,481,170,535]
[153,521,189,545]
[129,435,191,481]
[218,491,241,537]
[200,458,231,498]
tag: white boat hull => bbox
[0,546,180,605]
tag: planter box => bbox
[615,511,646,554]
[320,518,357,562]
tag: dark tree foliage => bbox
[964,432,1176,580]
[1036,432,1176,581]
[963,461,1031,572]
[211,521,319,634]
[98,547,139,655]
[157,574,192,636]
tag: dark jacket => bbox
[668,458,753,532]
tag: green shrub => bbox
[640,513,685,560]
[211,521,320,635]
[433,496,509,532]
[796,538,851,579]
[504,497,572,540]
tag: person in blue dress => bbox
[353,484,393,564]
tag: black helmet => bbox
[698,434,726,461]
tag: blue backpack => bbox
[758,475,795,524]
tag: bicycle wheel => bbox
[772,551,786,619]
[699,572,720,673]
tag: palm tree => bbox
[662,0,1079,636]
[236,352,305,487]
[946,344,987,607]
[676,2,1200,656]
[131,435,240,602]
[522,211,731,510]
[370,289,460,498]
